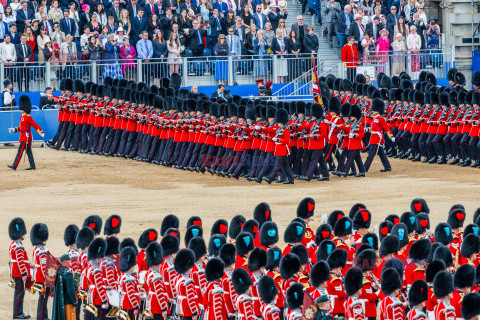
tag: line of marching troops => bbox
[8,198,480,320]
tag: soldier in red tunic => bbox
[30,223,50,320]
[119,246,140,320]
[8,95,44,170]
[9,218,31,320]
[451,264,475,318]
[433,271,456,320]
[265,247,284,312]
[247,247,267,317]
[297,198,316,250]
[355,248,379,320]
[405,239,430,287]
[86,238,109,320]
[187,237,208,317]
[352,209,371,250]
[407,280,429,320]
[232,268,256,320]
[283,221,305,256]
[332,216,354,275]
[76,227,95,320]
[219,243,238,319]
[258,275,281,320]
[344,267,366,320]
[63,225,81,277]
[235,232,254,271]
[145,242,169,320]
[379,268,405,320]
[326,249,348,318]
[160,234,180,315]
[174,249,199,320]
[102,237,120,292]
[309,261,330,301]
[461,292,480,320]
[204,258,228,320]
[285,283,304,320]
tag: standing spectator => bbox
[179,10,192,31]
[365,16,382,38]
[95,4,107,25]
[303,25,319,53]
[426,17,440,67]
[39,13,54,37]
[263,22,274,47]
[161,0,177,16]
[323,0,340,48]
[145,0,160,18]
[80,26,92,54]
[406,24,421,78]
[35,5,46,21]
[376,28,390,69]
[286,29,301,80]
[152,31,167,84]
[23,26,36,62]
[17,1,35,33]
[271,28,287,83]
[198,0,211,21]
[0,35,17,82]
[10,0,21,18]
[252,5,267,30]
[115,27,125,46]
[105,15,118,33]
[9,24,21,44]
[213,0,228,17]
[348,14,365,54]
[148,14,161,38]
[336,5,352,48]
[341,36,358,81]
[132,8,148,46]
[223,10,236,34]
[60,34,78,78]
[404,0,416,23]
[79,4,91,33]
[226,26,241,85]
[391,32,405,74]
[214,34,228,84]
[127,0,142,21]
[240,5,253,27]
[386,6,398,41]
[276,19,289,38]
[253,29,268,81]
[209,8,223,40]
[48,1,63,24]
[136,31,153,83]
[362,0,374,16]
[4,6,16,25]
[291,15,307,49]
[393,15,407,41]
[99,25,111,46]
[87,36,103,60]
[185,19,206,57]
[68,2,80,39]
[85,13,102,35]
[417,4,427,23]
[267,5,286,31]
[108,0,122,21]
[60,9,76,36]
[103,33,123,79]
[167,31,182,75]
[0,13,8,41]
[16,35,32,91]
[361,32,375,62]
[43,40,61,89]
[51,22,65,46]
[37,26,50,62]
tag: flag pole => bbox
[311,54,323,106]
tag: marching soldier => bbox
[204,257,228,320]
[119,246,141,320]
[433,271,456,320]
[145,242,169,320]
[86,238,109,320]
[231,268,256,320]
[76,227,95,320]
[344,267,366,320]
[174,249,200,320]
[9,218,31,320]
[7,95,44,170]
[258,275,282,320]
[407,280,429,320]
[160,234,180,315]
[285,283,304,320]
[219,243,238,319]
[379,268,405,320]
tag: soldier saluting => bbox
[7,95,44,170]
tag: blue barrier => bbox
[0,107,49,143]
[42,109,60,141]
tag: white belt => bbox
[177,295,186,299]
[10,260,17,262]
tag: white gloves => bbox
[255,125,261,130]
[323,119,329,124]
[337,133,342,140]
[272,137,278,142]
[364,127,369,133]
[331,123,337,129]
[8,128,15,133]
[37,130,45,137]
[349,133,354,138]
[391,137,396,143]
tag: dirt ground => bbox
[1,143,480,318]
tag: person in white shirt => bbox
[0,34,17,83]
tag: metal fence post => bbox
[137,59,143,82]
[228,56,233,86]
[0,62,4,89]
[272,55,278,84]
[182,57,188,87]
[45,62,51,88]
[91,61,97,83]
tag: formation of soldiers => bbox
[8,198,480,320]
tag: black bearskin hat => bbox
[260,221,279,247]
[119,246,136,272]
[379,221,393,241]
[211,219,229,237]
[311,104,324,119]
[326,248,348,270]
[425,260,445,283]
[354,248,377,272]
[266,247,282,270]
[379,76,392,89]
[76,227,94,250]
[138,229,158,249]
[415,213,430,234]
[385,214,400,225]
[30,223,48,246]
[447,209,466,229]
[164,228,180,240]
[105,236,120,256]
[411,198,429,214]
[427,242,443,264]
[219,243,236,267]
[400,211,416,234]
[345,267,363,296]
[333,217,353,237]
[73,79,85,93]
[146,242,163,267]
[9,218,27,241]
[315,224,332,245]
[208,234,226,257]
[297,197,315,219]
[391,223,409,249]
[341,79,353,92]
[461,234,480,258]
[248,247,267,272]
[317,240,336,262]
[275,108,289,125]
[232,267,253,294]
[455,72,466,85]
[161,214,179,236]
[174,249,195,274]
[236,232,254,257]
[408,279,428,306]
[104,215,122,236]
[119,238,138,255]
[379,235,400,257]
[311,261,330,287]
[161,234,180,257]
[340,103,351,118]
[464,223,480,237]
[371,98,385,114]
[433,244,453,268]
[83,215,102,236]
[279,253,301,279]
[205,257,225,282]
[327,210,345,228]
[291,244,309,266]
[384,258,404,279]
[284,221,305,244]
[187,216,202,229]
[229,215,246,240]
[253,202,272,228]
[349,104,362,120]
[328,97,341,115]
[88,238,107,260]
[258,275,279,304]
[352,209,371,230]
[409,239,431,261]
[185,225,203,247]
[188,237,207,261]
[462,293,480,320]
[455,264,475,288]
[286,283,304,309]
[381,267,402,295]
[242,219,259,237]
[433,270,454,298]
[434,222,453,245]
[64,224,79,247]
[362,233,378,251]
[170,73,182,90]
[64,78,73,91]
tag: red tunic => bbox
[235,294,256,320]
[160,258,178,301]
[32,245,48,283]
[175,273,199,317]
[119,271,140,310]
[434,299,456,320]
[326,275,347,314]
[87,261,109,306]
[101,257,119,290]
[14,114,43,145]
[204,282,228,320]
[9,241,30,278]
[341,44,359,68]
[379,295,405,320]
[145,267,169,315]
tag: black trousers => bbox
[64,122,76,149]
[425,133,436,158]
[342,149,365,174]
[460,132,471,160]
[324,143,341,166]
[107,129,123,155]
[117,129,129,155]
[52,121,65,145]
[450,132,462,157]
[305,148,329,178]
[469,136,479,161]
[12,141,35,169]
[13,277,25,317]
[293,147,304,174]
[56,121,73,148]
[409,133,420,155]
[432,133,446,158]
[418,132,428,157]
[37,286,50,320]
[346,68,356,82]
[257,151,274,179]
[18,63,30,92]
[123,131,137,156]
[364,144,390,172]
[443,133,453,156]
[267,155,294,182]
[71,123,84,150]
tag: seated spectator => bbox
[85,13,102,36]
[211,84,226,98]
[87,35,103,60]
